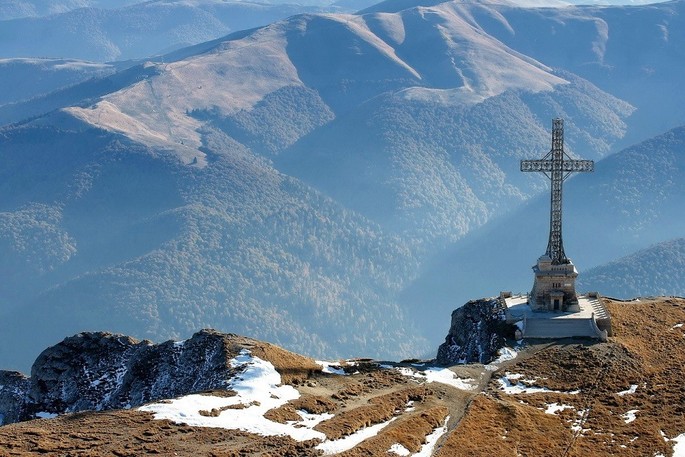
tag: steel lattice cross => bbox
[521,118,594,264]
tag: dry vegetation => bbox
[0,362,470,456]
[1,297,684,456]
[438,297,685,457]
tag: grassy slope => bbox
[438,297,685,457]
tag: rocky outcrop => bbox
[0,371,30,425]
[436,298,514,365]
[1,329,320,425]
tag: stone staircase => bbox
[588,297,610,320]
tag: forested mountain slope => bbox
[578,238,685,299]
[401,123,685,332]
[2,0,683,370]
[0,1,333,61]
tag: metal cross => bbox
[521,118,594,264]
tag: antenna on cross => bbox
[521,118,594,265]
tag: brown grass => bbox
[223,335,322,384]
[336,406,449,457]
[314,386,430,440]
[438,297,685,457]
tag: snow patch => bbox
[658,431,685,457]
[498,373,580,395]
[36,412,57,419]
[315,417,396,455]
[617,384,638,396]
[570,409,589,433]
[140,350,325,442]
[414,416,450,457]
[672,323,684,329]
[672,433,685,457]
[489,346,518,366]
[316,361,347,376]
[544,403,574,415]
[395,367,477,390]
[291,410,333,429]
[388,443,411,456]
[622,409,639,424]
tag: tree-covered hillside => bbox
[0,121,427,371]
[401,123,685,333]
[1,0,684,370]
[579,238,685,299]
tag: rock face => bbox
[436,298,513,365]
[0,371,30,425]
[0,329,319,425]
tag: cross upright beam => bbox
[521,118,593,264]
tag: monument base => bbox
[501,292,611,341]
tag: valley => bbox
[1,0,685,373]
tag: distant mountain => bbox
[1,0,682,371]
[578,238,685,299]
[1,0,340,20]
[0,1,334,62]
[1,0,673,21]
[444,0,685,148]
[0,58,116,107]
[0,1,139,20]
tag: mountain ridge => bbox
[1,0,682,372]
[0,297,684,457]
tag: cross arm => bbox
[520,159,594,172]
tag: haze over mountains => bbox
[1,0,684,371]
[0,0,672,21]
[402,123,685,329]
[0,1,338,62]
[0,59,116,107]
[578,238,685,299]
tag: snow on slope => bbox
[140,349,328,440]
[141,350,431,455]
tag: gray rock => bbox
[436,298,514,365]
[0,371,30,425]
[1,329,306,425]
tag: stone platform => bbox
[501,293,611,341]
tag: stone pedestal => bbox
[529,255,579,312]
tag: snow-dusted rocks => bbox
[0,330,320,425]
[140,350,327,441]
[436,298,514,365]
[0,371,30,425]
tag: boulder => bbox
[0,371,30,425]
[436,298,514,365]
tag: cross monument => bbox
[521,118,593,312]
